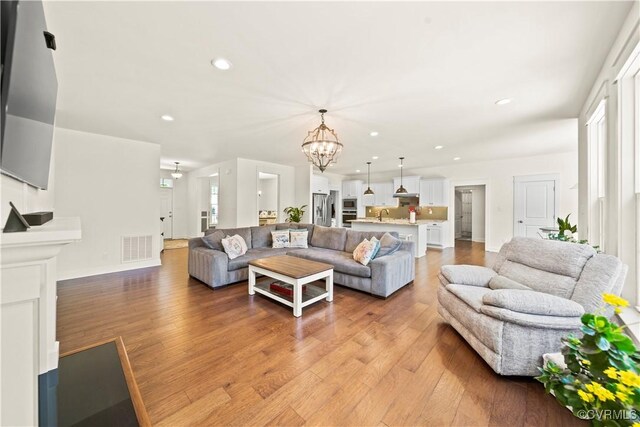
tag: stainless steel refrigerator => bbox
[312,193,335,226]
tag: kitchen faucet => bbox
[378,208,390,222]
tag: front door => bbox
[513,176,557,238]
[160,188,173,240]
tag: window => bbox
[210,181,219,226]
[586,100,606,250]
[160,178,174,188]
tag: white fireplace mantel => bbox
[0,217,81,426]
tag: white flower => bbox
[563,230,573,238]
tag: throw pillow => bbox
[370,236,381,259]
[375,232,402,258]
[353,238,378,266]
[221,234,248,259]
[289,230,308,248]
[271,230,290,248]
[201,230,225,251]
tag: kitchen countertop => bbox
[349,218,447,225]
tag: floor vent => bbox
[122,235,153,263]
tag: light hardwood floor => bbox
[57,241,584,426]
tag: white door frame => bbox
[448,179,491,250]
[513,173,560,238]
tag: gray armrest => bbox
[479,306,583,330]
[482,289,585,317]
[440,265,496,287]
[370,250,415,297]
[188,247,229,288]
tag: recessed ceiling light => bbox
[370,131,379,137]
[495,98,512,105]
[356,169,361,173]
[372,156,379,160]
[212,58,232,70]
[453,157,461,161]
[434,145,443,150]
[161,114,174,121]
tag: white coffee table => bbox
[248,255,333,317]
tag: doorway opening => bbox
[258,172,279,226]
[197,173,219,233]
[513,174,559,238]
[454,185,486,243]
[160,187,173,240]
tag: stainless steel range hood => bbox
[392,192,419,198]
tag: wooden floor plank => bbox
[56,241,586,426]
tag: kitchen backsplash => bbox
[365,205,448,221]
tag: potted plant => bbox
[283,205,307,223]
[537,294,640,425]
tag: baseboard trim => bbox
[485,246,500,253]
[58,258,162,281]
[472,238,486,243]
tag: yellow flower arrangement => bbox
[618,370,640,388]
[603,293,630,308]
[577,389,594,403]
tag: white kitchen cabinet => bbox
[420,179,450,206]
[342,180,363,199]
[362,182,397,207]
[311,174,330,194]
[426,221,449,247]
[393,176,421,195]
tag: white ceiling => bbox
[43,1,632,175]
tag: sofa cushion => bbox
[446,284,492,313]
[251,225,275,248]
[289,230,308,248]
[276,223,294,230]
[498,260,577,299]
[311,225,347,251]
[505,237,596,279]
[228,249,275,271]
[221,234,248,260]
[286,247,371,278]
[215,227,252,249]
[571,254,623,313]
[376,232,403,258]
[441,265,496,287]
[345,230,388,253]
[201,230,225,251]
[488,275,531,291]
[483,289,585,317]
[271,230,290,248]
[294,223,315,244]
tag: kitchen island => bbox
[350,219,433,258]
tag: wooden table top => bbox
[248,255,333,279]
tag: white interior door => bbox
[514,176,557,238]
[160,188,173,239]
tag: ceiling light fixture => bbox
[372,156,379,160]
[356,169,361,173]
[370,131,379,137]
[301,109,343,173]
[212,58,232,70]
[161,114,174,121]
[495,98,512,105]
[395,157,408,195]
[364,162,374,195]
[434,145,443,150]
[453,157,461,161]
[171,162,183,179]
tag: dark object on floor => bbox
[23,211,53,225]
[55,337,150,427]
[3,201,30,232]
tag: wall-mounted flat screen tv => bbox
[1,0,57,190]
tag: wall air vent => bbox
[121,235,153,263]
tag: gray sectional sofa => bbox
[188,223,415,297]
[438,237,627,376]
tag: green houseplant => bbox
[537,294,640,426]
[283,205,307,223]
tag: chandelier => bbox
[301,109,343,172]
[171,162,183,179]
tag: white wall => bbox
[53,127,161,279]
[187,158,297,235]
[159,169,189,238]
[351,150,578,252]
[578,3,639,303]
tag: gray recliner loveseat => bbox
[437,237,627,376]
[188,223,415,297]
